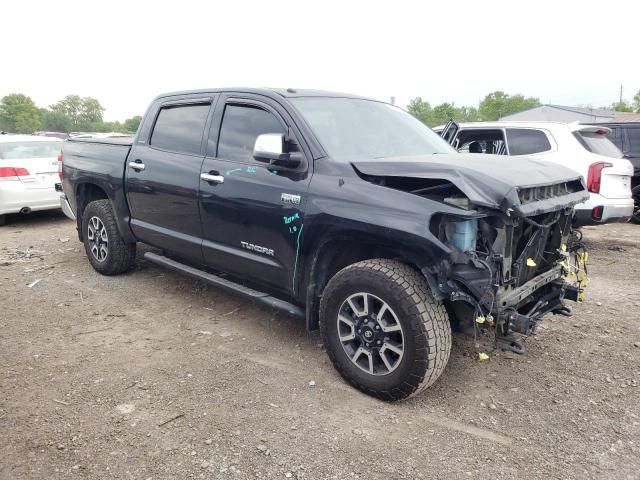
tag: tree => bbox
[431,102,461,126]
[124,115,142,133]
[91,120,127,133]
[40,109,72,132]
[0,94,42,133]
[407,97,434,125]
[50,95,105,131]
[458,106,481,122]
[478,91,540,121]
[407,97,482,127]
[81,97,105,124]
[633,90,640,113]
[611,100,633,112]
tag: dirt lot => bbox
[1,211,639,480]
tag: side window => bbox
[626,128,640,155]
[607,127,621,149]
[456,129,507,155]
[506,129,552,155]
[150,103,210,155]
[217,104,286,163]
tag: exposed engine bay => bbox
[428,197,589,354]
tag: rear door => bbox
[439,120,459,145]
[198,94,311,295]
[126,96,214,262]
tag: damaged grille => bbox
[517,180,583,205]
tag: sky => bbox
[2,0,638,121]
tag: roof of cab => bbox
[153,87,374,102]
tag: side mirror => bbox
[253,133,302,169]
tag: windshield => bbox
[0,141,62,160]
[290,97,455,161]
[574,132,623,158]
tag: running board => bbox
[143,252,304,318]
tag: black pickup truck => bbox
[59,88,590,400]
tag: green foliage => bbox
[477,91,540,121]
[406,97,434,125]
[611,101,633,112]
[408,91,539,126]
[0,92,142,135]
[91,120,127,133]
[123,115,142,133]
[41,109,72,132]
[0,94,42,133]
[632,90,640,113]
[50,95,105,131]
[406,98,480,127]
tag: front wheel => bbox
[82,199,136,275]
[320,259,451,401]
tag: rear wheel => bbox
[82,200,136,275]
[631,185,640,224]
[320,259,451,401]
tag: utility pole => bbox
[620,84,623,105]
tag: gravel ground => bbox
[1,211,639,479]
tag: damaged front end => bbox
[351,156,591,354]
[427,186,590,354]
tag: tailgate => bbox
[572,125,632,199]
[600,159,633,199]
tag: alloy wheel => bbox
[336,292,405,376]
[87,216,109,262]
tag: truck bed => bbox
[61,135,135,243]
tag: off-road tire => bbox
[320,259,451,401]
[82,200,136,275]
[631,185,640,225]
[0,214,6,226]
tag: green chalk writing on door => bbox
[283,213,300,225]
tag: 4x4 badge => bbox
[281,193,301,205]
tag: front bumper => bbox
[495,265,563,309]
[60,194,76,221]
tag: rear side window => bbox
[505,129,551,155]
[574,131,623,158]
[607,127,622,149]
[626,128,640,154]
[150,104,210,155]
[0,141,62,160]
[217,104,286,163]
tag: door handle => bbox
[200,172,224,184]
[129,161,145,171]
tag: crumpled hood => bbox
[351,153,589,216]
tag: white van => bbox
[437,121,634,226]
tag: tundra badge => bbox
[240,241,275,257]
[281,193,301,205]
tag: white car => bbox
[0,134,63,225]
[438,121,634,226]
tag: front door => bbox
[126,98,213,262]
[198,95,311,295]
